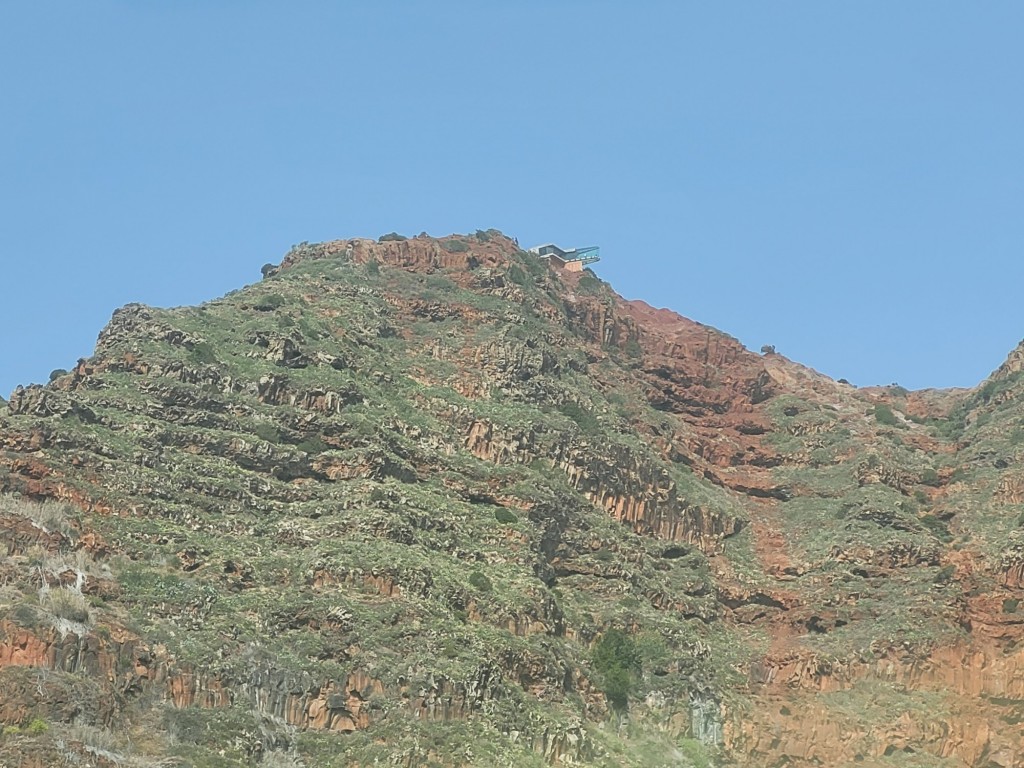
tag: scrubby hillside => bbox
[0,232,1021,767]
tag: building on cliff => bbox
[529,243,601,272]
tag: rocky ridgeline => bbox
[0,231,1023,766]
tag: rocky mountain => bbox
[0,231,1021,767]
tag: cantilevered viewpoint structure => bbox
[528,243,601,272]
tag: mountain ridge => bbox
[0,231,1022,767]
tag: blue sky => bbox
[2,3,1023,396]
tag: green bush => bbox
[592,628,639,709]
[577,271,602,294]
[11,604,40,629]
[623,339,643,359]
[494,508,518,525]
[873,404,899,426]
[678,738,713,768]
[506,264,529,286]
[1004,598,1020,614]
[254,294,287,311]
[919,514,952,542]
[474,230,492,242]
[188,342,218,365]
[49,368,69,382]
[442,239,470,253]
[518,251,549,278]
[297,437,329,454]
[634,633,670,671]
[254,422,281,443]
[920,467,941,487]
[26,718,48,735]
[365,259,381,276]
[378,232,407,242]
[934,564,956,583]
[559,402,600,434]
[468,570,493,592]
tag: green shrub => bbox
[365,259,380,276]
[920,468,941,487]
[592,628,639,709]
[188,342,218,365]
[506,264,529,286]
[934,564,956,583]
[920,514,952,542]
[26,718,48,735]
[1004,598,1020,614]
[254,422,281,443]
[297,437,329,454]
[474,230,491,242]
[378,232,407,242]
[254,294,287,311]
[49,368,69,382]
[494,508,518,525]
[634,633,670,671]
[442,239,470,253]
[468,571,493,592]
[678,738,713,768]
[873,404,899,426]
[11,604,40,628]
[577,271,602,294]
[518,251,549,278]
[559,402,600,434]
[260,263,276,279]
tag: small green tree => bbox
[592,628,639,709]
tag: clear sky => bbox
[2,3,1023,397]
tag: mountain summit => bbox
[1,231,1022,766]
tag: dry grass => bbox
[40,586,90,624]
[0,495,75,534]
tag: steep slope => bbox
[0,232,1020,767]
